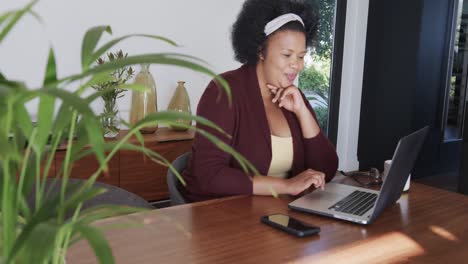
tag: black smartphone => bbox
[260,214,320,237]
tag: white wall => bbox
[336,0,369,171]
[0,0,244,120]
[1,0,369,171]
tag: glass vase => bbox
[101,105,121,138]
[129,64,158,133]
[167,81,192,131]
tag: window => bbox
[298,0,347,145]
[445,0,468,141]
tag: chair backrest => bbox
[82,180,154,209]
[27,178,154,219]
[166,152,191,206]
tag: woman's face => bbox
[260,30,307,88]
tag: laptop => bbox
[289,126,429,225]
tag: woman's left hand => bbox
[267,83,306,115]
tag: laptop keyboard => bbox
[328,190,377,216]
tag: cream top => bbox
[267,135,294,178]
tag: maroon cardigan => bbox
[182,64,338,202]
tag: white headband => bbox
[264,13,304,36]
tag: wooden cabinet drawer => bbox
[42,156,56,178]
[120,140,192,201]
[52,129,193,201]
[54,151,120,186]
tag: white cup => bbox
[383,160,410,192]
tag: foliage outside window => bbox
[299,0,335,134]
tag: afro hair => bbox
[231,0,319,65]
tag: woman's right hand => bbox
[285,169,325,196]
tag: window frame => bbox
[326,0,348,146]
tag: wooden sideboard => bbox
[49,128,193,201]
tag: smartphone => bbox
[260,214,320,237]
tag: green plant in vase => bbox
[92,50,134,138]
[0,1,258,263]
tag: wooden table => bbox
[68,181,468,263]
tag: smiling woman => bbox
[182,0,339,202]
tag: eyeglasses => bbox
[339,168,383,186]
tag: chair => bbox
[27,178,154,218]
[166,152,190,206]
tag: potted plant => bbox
[92,50,134,138]
[0,1,258,263]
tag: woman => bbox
[182,0,338,202]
